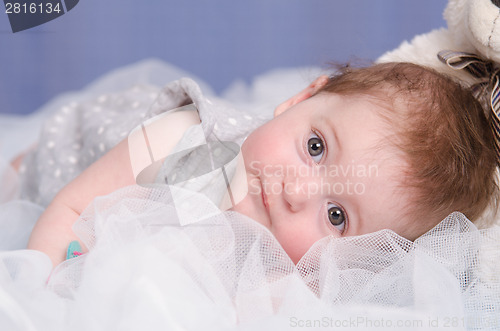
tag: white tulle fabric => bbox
[0,60,499,330]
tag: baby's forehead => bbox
[314,94,409,178]
[315,91,400,115]
[313,92,398,137]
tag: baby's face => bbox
[233,92,417,263]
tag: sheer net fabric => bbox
[2,185,497,330]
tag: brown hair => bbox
[316,62,498,230]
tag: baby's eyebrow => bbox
[323,114,342,157]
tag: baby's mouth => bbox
[260,177,271,218]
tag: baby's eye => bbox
[327,203,347,233]
[307,132,325,163]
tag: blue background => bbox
[0,0,447,115]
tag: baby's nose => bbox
[282,174,323,212]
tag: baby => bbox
[26,62,499,266]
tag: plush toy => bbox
[377,0,500,88]
[378,0,500,229]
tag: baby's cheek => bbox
[242,120,285,158]
[240,134,259,163]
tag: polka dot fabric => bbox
[18,79,266,207]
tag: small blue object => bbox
[66,240,83,260]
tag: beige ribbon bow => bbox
[438,50,500,165]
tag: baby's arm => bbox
[27,106,201,267]
[27,138,135,267]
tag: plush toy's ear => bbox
[274,75,328,117]
[464,0,500,63]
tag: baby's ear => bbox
[274,75,329,117]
